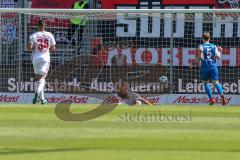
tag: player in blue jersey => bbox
[196,33,227,105]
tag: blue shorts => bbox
[200,67,219,81]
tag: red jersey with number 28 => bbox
[29,31,56,64]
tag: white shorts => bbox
[33,61,50,76]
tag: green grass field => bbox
[0,104,240,160]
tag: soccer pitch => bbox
[0,105,240,160]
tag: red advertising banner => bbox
[95,47,240,67]
[100,0,138,9]
[30,0,77,27]
[99,0,239,9]
[99,0,217,9]
[163,0,216,5]
[31,0,76,9]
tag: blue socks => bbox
[204,83,224,99]
[204,83,213,99]
[215,83,223,95]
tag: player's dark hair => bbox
[117,89,129,99]
[202,32,210,41]
[37,20,45,30]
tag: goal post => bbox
[0,9,240,105]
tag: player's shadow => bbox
[1,147,240,156]
[0,147,95,155]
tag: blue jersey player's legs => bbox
[200,69,215,105]
[210,66,227,105]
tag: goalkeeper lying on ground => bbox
[116,85,153,106]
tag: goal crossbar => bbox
[0,8,240,14]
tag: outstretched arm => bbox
[138,97,153,105]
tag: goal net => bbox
[0,9,240,105]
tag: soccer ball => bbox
[136,100,142,106]
[159,76,168,84]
